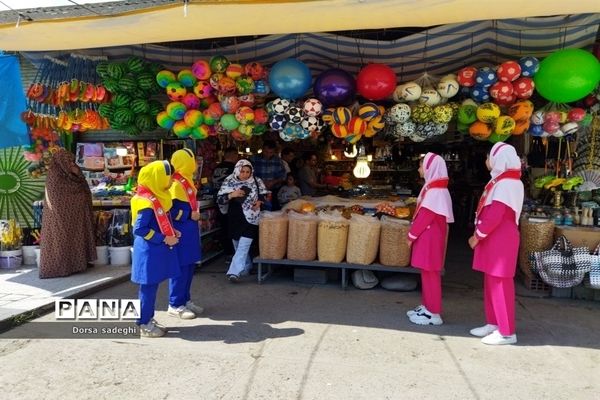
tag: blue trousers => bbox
[227,237,253,277]
[169,263,195,308]
[138,283,159,325]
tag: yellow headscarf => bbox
[131,160,173,224]
[169,148,197,203]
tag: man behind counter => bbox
[251,140,287,191]
[298,152,330,196]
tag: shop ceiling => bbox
[1,0,600,51]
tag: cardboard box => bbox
[554,226,600,251]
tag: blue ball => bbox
[519,56,540,77]
[268,58,312,100]
[253,79,270,96]
[283,123,305,139]
[470,85,490,102]
[475,67,497,88]
[529,124,544,137]
[269,114,288,131]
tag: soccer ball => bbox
[497,61,522,82]
[432,105,453,124]
[389,103,411,123]
[272,98,290,115]
[269,114,288,131]
[518,56,540,77]
[434,123,448,136]
[397,121,416,137]
[398,82,422,101]
[286,106,303,124]
[301,116,321,132]
[419,88,442,106]
[437,79,460,98]
[512,77,534,99]
[303,98,323,116]
[470,85,490,102]
[489,81,514,99]
[561,122,579,135]
[475,67,497,87]
[531,111,545,125]
[457,66,478,87]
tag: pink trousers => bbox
[484,274,516,336]
[421,270,442,314]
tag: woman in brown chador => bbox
[39,148,96,278]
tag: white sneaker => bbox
[151,318,166,332]
[481,330,517,345]
[469,324,498,338]
[185,301,204,315]
[168,305,196,319]
[139,321,166,338]
[408,307,443,326]
[406,305,424,317]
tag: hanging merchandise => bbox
[356,63,397,101]
[266,97,325,142]
[320,101,386,145]
[313,68,356,107]
[268,58,312,100]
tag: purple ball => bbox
[313,69,356,107]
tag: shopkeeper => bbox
[298,152,330,196]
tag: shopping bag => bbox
[531,235,592,288]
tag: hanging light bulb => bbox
[353,145,370,179]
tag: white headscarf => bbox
[485,143,524,224]
[416,152,454,223]
[217,159,267,225]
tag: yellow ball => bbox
[476,102,501,123]
[494,116,516,135]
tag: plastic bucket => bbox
[109,246,131,266]
[22,245,39,265]
[0,249,23,269]
[92,246,109,265]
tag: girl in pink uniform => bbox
[468,142,523,345]
[407,153,454,326]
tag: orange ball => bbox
[469,121,492,140]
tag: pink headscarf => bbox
[484,143,524,224]
[416,152,454,223]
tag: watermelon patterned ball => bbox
[235,106,255,125]
[529,124,544,136]
[253,79,270,96]
[192,81,213,99]
[238,94,255,107]
[207,102,224,119]
[389,103,411,123]
[166,82,187,101]
[225,63,244,79]
[470,85,490,102]
[244,62,266,81]
[156,111,175,129]
[437,79,460,98]
[191,59,211,80]
[191,125,210,140]
[497,61,522,82]
[419,88,442,106]
[182,93,200,110]
[177,69,197,88]
[333,107,352,125]
[286,106,303,124]
[358,102,380,121]
[156,70,177,88]
[220,96,241,113]
[166,101,187,120]
[518,56,540,77]
[303,98,323,117]
[512,77,534,99]
[254,108,269,124]
[202,110,216,126]
[475,67,497,87]
[411,104,433,123]
[457,66,478,87]
[272,98,291,115]
[217,77,237,96]
[432,105,453,124]
[489,81,514,99]
[236,76,255,95]
[173,120,192,138]
[301,116,321,132]
[184,109,204,128]
[209,73,224,90]
[269,114,288,131]
[209,55,230,73]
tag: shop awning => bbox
[1,0,600,51]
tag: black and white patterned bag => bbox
[532,236,592,288]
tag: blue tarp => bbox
[0,54,29,149]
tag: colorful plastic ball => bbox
[236,76,255,95]
[253,124,267,135]
[230,129,247,141]
[358,102,380,121]
[321,108,335,125]
[166,82,187,101]
[457,105,478,125]
[568,108,586,122]
[202,110,216,126]
[313,68,356,106]
[475,67,498,87]
[209,55,230,73]
[269,114,288,131]
[508,100,534,122]
[488,132,511,143]
[235,106,255,125]
[544,111,561,124]
[469,121,493,140]
[238,94,255,107]
[253,80,270,96]
[494,116,516,135]
[559,111,569,124]
[217,76,237,96]
[182,93,201,110]
[512,120,530,136]
[244,62,266,80]
[156,111,175,129]
[220,96,241,113]
[529,124,544,136]
[268,58,312,100]
[220,113,240,131]
[470,85,490,102]
[457,66,478,87]
[347,117,367,135]
[207,103,224,120]
[389,103,411,123]
[543,120,560,134]
[331,123,349,138]
[497,61,522,82]
[156,70,176,88]
[191,125,210,140]
[476,102,501,123]
[225,63,244,79]
[303,98,323,117]
[356,63,397,100]
[183,109,204,128]
[166,101,187,120]
[437,79,460,98]
[489,81,514,99]
[254,108,269,124]
[173,120,192,138]
[512,77,534,99]
[367,115,385,133]
[286,106,303,124]
[238,124,255,138]
[177,69,197,88]
[580,113,594,127]
[518,56,540,77]
[200,95,217,109]
[191,60,211,80]
[333,107,352,125]
[209,73,224,90]
[419,88,442,106]
[193,81,213,99]
[345,132,363,144]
